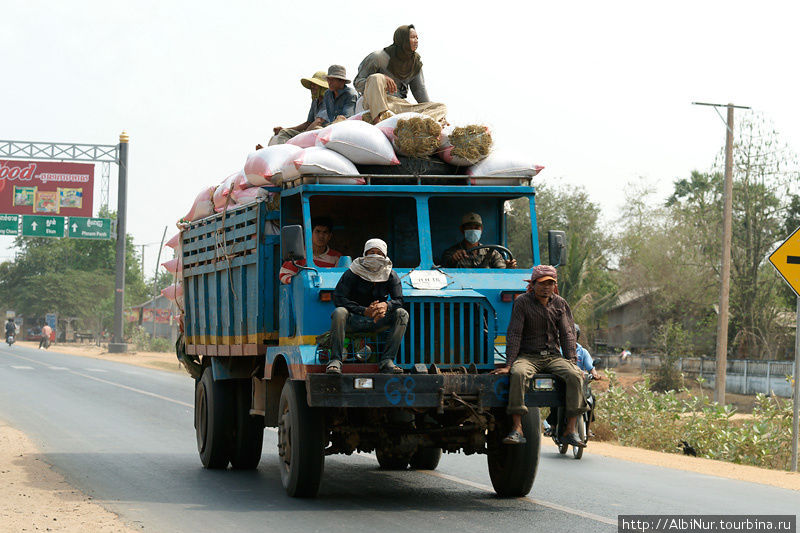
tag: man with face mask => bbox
[441,213,517,269]
[328,238,408,375]
[267,70,331,146]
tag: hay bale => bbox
[448,125,492,164]
[394,116,442,157]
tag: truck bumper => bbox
[305,373,564,409]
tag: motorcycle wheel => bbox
[573,414,587,459]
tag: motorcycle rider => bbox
[5,318,16,344]
[543,324,601,436]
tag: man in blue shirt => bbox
[268,70,330,146]
[323,65,357,123]
[543,324,601,436]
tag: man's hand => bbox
[569,356,578,365]
[591,369,603,380]
[490,365,510,375]
[451,248,470,262]
[367,301,388,322]
[383,74,397,95]
[505,258,518,268]
[273,126,283,135]
[308,117,325,129]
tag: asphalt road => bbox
[0,342,796,533]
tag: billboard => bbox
[0,160,94,217]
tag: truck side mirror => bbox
[548,230,566,267]
[281,225,306,262]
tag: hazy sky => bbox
[3,0,799,277]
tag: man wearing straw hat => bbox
[492,265,587,447]
[268,70,331,146]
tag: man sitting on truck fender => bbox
[279,217,342,284]
[328,238,408,375]
[441,213,517,269]
[491,265,587,447]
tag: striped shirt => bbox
[505,292,576,366]
[279,248,342,284]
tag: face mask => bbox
[361,254,388,272]
[464,229,481,244]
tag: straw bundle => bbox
[394,116,442,157]
[449,125,493,163]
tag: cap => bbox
[524,264,558,283]
[461,212,482,226]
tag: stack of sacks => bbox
[212,172,240,213]
[316,120,399,165]
[244,144,303,186]
[376,112,442,158]
[281,147,364,184]
[286,127,329,149]
[439,125,493,166]
[161,256,183,275]
[467,150,544,183]
[179,186,215,224]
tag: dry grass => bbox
[448,125,492,163]
[394,116,442,157]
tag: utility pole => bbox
[692,102,750,405]
[109,131,129,353]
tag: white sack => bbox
[281,147,364,184]
[316,120,399,165]
[244,144,302,186]
[467,151,544,177]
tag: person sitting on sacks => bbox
[279,217,343,284]
[323,65,358,123]
[491,265,587,448]
[353,24,447,125]
[441,212,517,269]
[327,238,408,375]
[267,70,330,146]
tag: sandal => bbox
[502,430,527,445]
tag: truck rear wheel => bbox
[230,380,265,470]
[277,380,326,497]
[487,408,541,497]
[409,447,442,470]
[195,367,233,469]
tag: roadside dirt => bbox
[1,344,796,531]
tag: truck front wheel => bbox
[486,408,541,497]
[277,380,326,497]
[195,367,233,469]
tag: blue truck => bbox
[178,171,566,498]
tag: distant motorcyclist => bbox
[39,323,53,350]
[5,318,16,344]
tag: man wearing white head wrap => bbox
[328,238,408,374]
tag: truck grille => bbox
[398,298,494,369]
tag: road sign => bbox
[21,215,65,238]
[68,216,112,240]
[769,226,800,295]
[0,213,19,235]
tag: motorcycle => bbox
[5,333,14,347]
[551,373,595,459]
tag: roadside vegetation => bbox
[593,369,794,471]
[130,326,173,352]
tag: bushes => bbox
[595,370,793,470]
[128,326,172,353]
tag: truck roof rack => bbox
[280,174,533,188]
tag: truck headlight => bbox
[354,377,374,390]
[533,377,554,390]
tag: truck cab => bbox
[182,174,566,498]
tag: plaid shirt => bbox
[505,292,576,366]
[441,241,506,268]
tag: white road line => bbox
[422,471,617,525]
[10,365,34,370]
[6,352,192,408]
[49,366,68,370]
[86,368,108,373]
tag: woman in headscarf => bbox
[353,24,447,124]
[328,238,408,375]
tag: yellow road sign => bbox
[769,226,800,295]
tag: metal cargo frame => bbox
[182,199,280,356]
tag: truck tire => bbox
[195,367,233,469]
[409,447,442,470]
[486,408,541,497]
[375,448,412,470]
[277,380,326,497]
[230,380,265,470]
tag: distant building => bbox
[603,289,656,350]
[129,294,179,341]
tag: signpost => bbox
[21,215,65,238]
[0,213,18,235]
[767,226,800,472]
[68,217,112,240]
